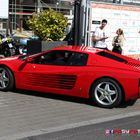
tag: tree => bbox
[27,9,68,41]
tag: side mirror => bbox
[25,57,33,63]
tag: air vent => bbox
[127,62,140,69]
[24,74,77,89]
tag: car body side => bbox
[0,49,140,102]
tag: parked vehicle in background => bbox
[0,34,18,57]
[13,34,40,55]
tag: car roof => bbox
[51,45,102,54]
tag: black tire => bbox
[126,99,137,106]
[91,78,123,108]
[0,66,14,91]
[3,47,11,57]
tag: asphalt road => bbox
[20,115,140,140]
[0,90,140,140]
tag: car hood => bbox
[0,55,23,71]
[0,55,20,61]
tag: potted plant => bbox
[27,9,68,52]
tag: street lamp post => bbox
[37,0,41,13]
[113,0,123,4]
[113,0,117,3]
[119,0,123,4]
[14,0,16,30]
[56,2,59,11]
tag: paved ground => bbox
[0,90,140,140]
[20,115,140,140]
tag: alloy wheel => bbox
[94,81,118,106]
[0,67,10,89]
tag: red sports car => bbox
[0,46,140,108]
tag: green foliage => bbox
[27,9,68,41]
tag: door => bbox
[17,50,71,94]
[64,51,89,97]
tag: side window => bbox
[31,51,88,66]
[67,53,88,66]
[31,52,55,65]
[32,50,71,65]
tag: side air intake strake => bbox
[24,74,77,89]
[127,62,140,70]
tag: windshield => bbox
[18,52,41,60]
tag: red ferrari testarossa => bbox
[0,46,140,108]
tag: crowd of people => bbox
[92,19,125,54]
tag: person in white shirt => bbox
[92,19,108,49]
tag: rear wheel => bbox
[91,78,123,108]
[0,66,14,91]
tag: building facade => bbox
[0,0,73,34]
[1,0,140,34]
[9,0,73,31]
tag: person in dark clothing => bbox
[112,28,125,54]
[53,52,66,65]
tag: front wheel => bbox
[0,66,14,91]
[91,78,123,108]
